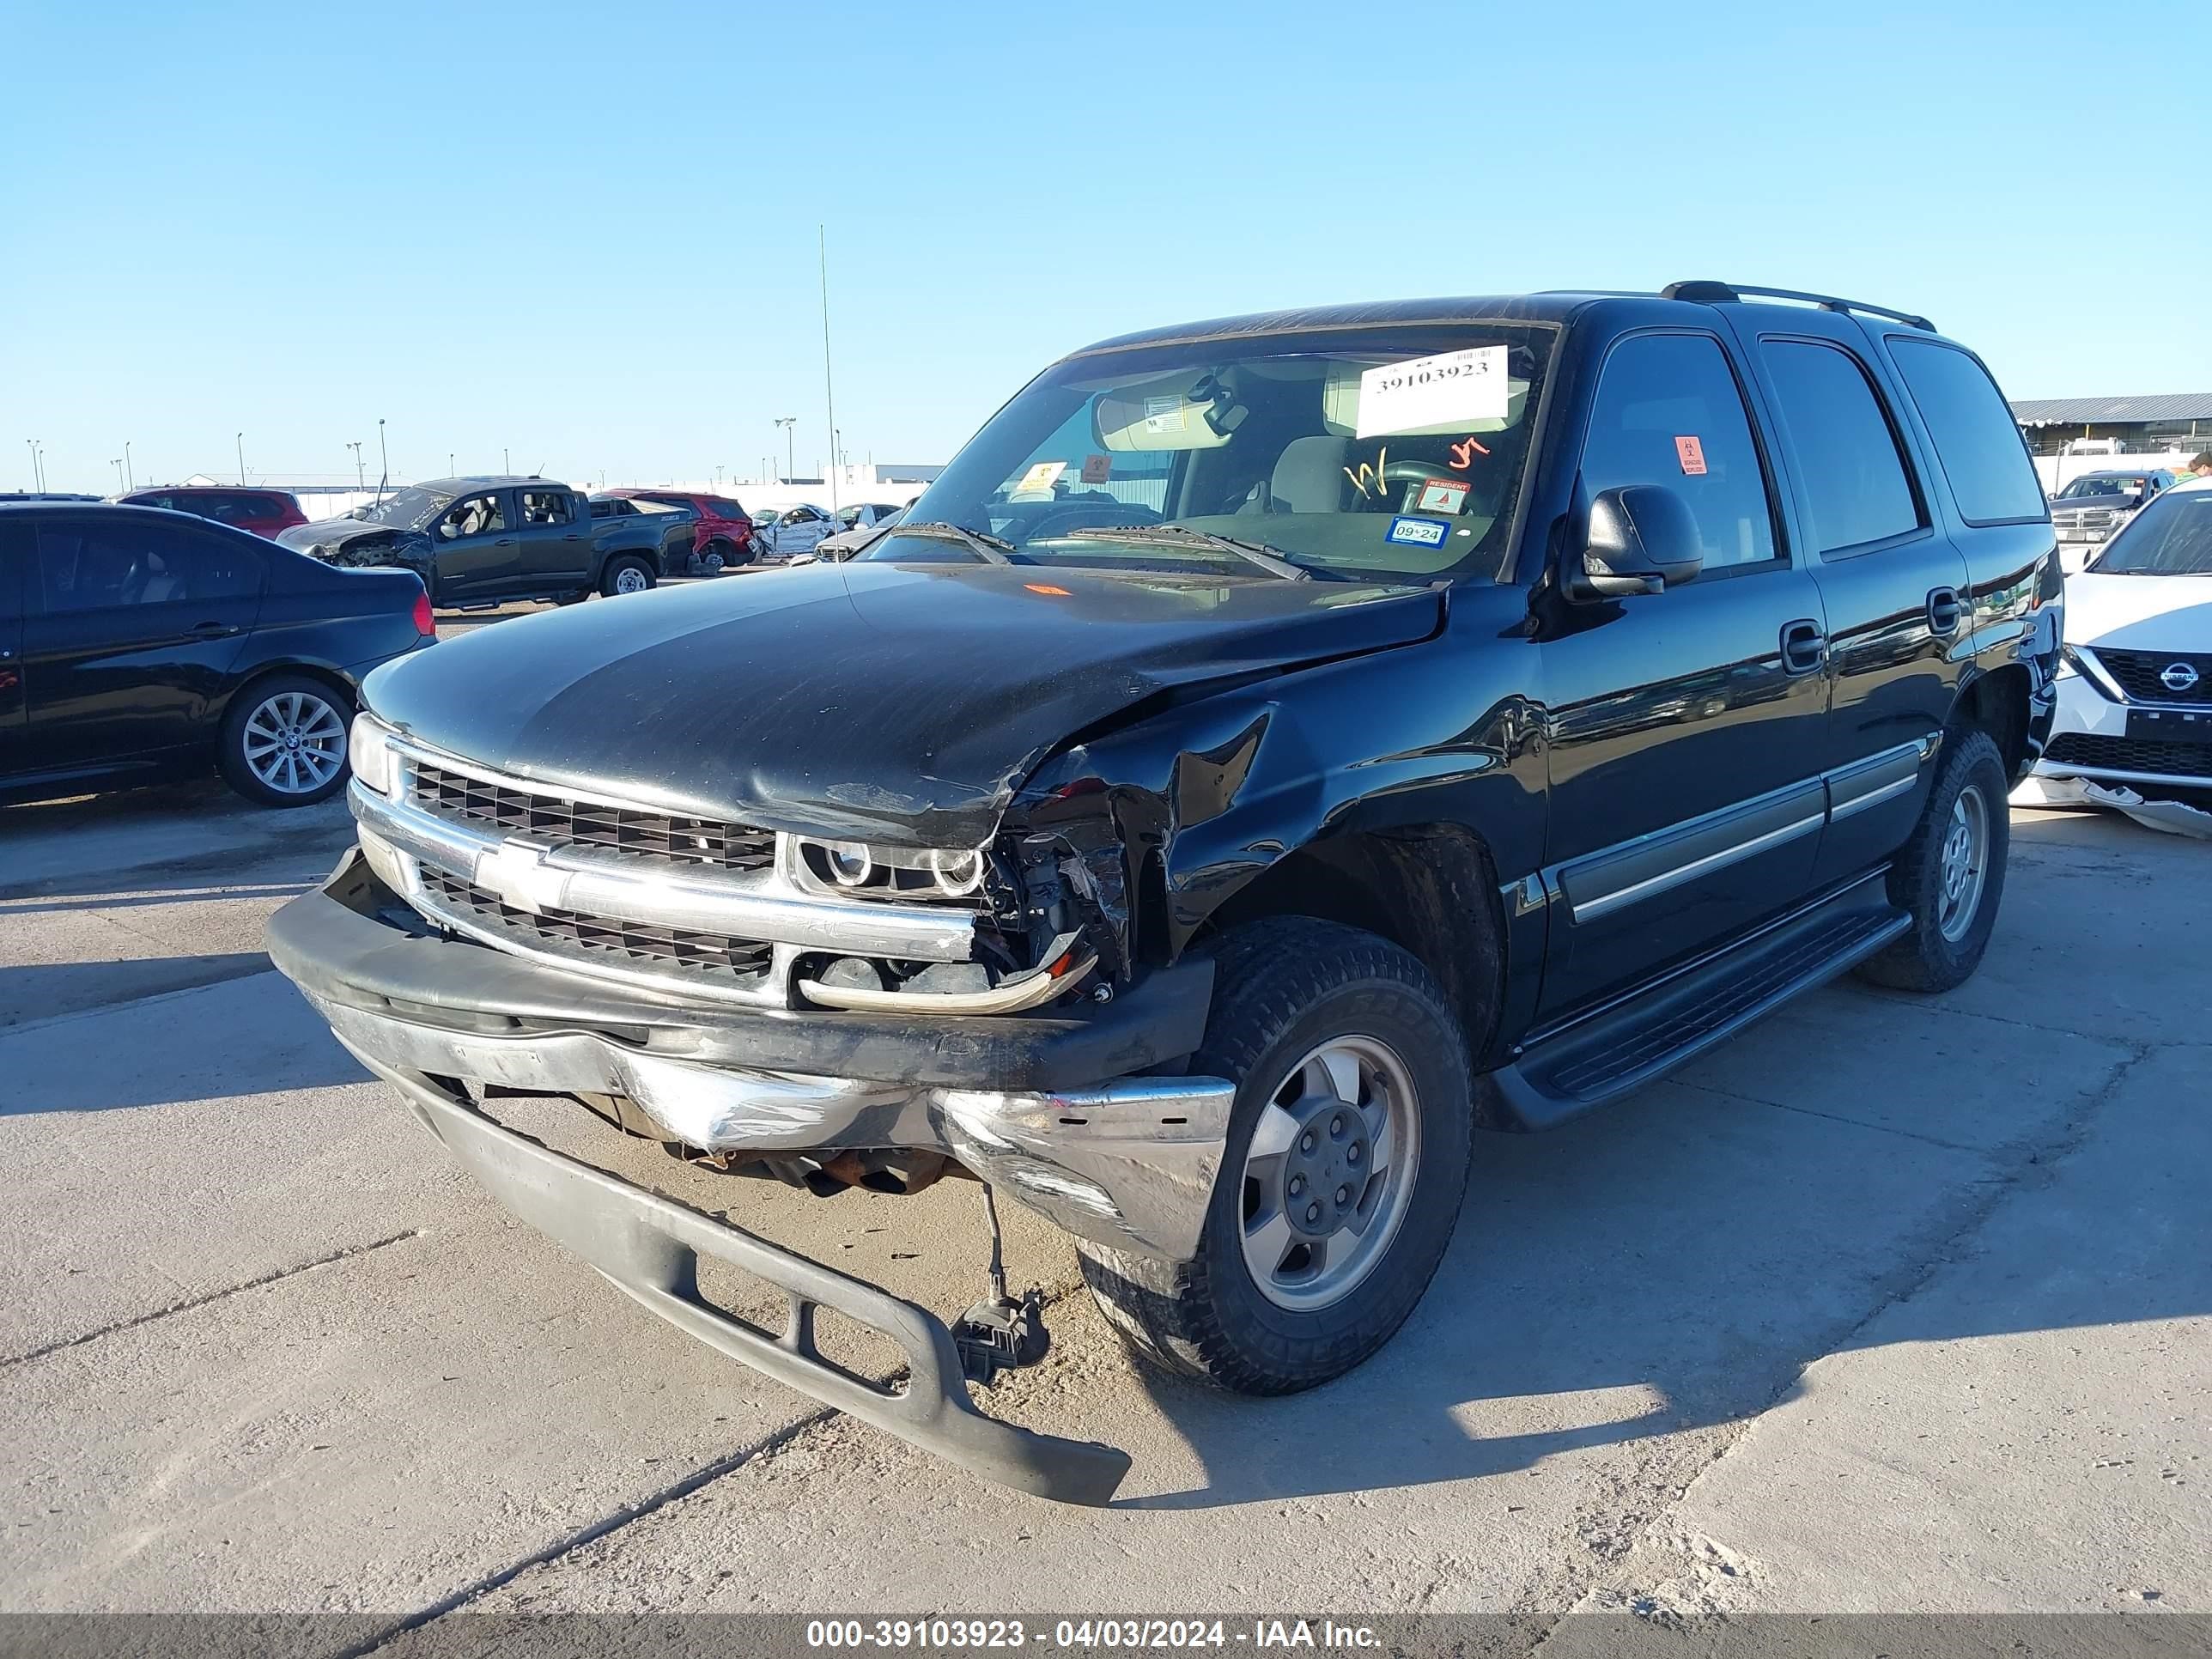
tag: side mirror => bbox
[1567,484,1704,601]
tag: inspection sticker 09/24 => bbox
[1386,516,1449,549]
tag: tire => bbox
[217,674,353,808]
[601,556,655,598]
[1855,727,2009,994]
[1076,917,1474,1395]
[700,539,737,574]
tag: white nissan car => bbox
[2023,477,2212,805]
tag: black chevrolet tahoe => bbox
[268,283,2062,1505]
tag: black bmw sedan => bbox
[1,502,434,808]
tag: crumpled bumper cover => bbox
[264,850,1235,1501]
[383,1062,1132,1505]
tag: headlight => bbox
[786,836,992,901]
[349,711,396,794]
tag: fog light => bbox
[826,842,873,886]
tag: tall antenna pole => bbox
[124,441,132,490]
[819,223,838,511]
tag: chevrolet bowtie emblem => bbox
[475,840,562,915]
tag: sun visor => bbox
[1095,374,1236,453]
[1322,364,1529,437]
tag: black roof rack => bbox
[1659,280,1934,333]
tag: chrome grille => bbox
[416,866,775,986]
[405,760,777,871]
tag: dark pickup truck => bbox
[269,283,2061,1505]
[278,476,685,608]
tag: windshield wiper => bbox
[887,520,1016,563]
[1054,524,1318,581]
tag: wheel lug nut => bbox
[1300,1133,1316,1152]
[1289,1176,1304,1196]
[1305,1202,1322,1224]
[1346,1144,1362,1164]
[1334,1185,1350,1205]
[1330,1115,1345,1135]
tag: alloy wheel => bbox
[1937,782,1990,943]
[241,690,346,796]
[1238,1036,1423,1312]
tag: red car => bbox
[601,489,757,571]
[120,486,308,540]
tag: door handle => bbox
[1926,586,1963,636]
[563,532,583,541]
[1781,618,1826,676]
[189,621,241,639]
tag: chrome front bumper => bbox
[305,982,1231,1263]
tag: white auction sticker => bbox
[1356,345,1509,438]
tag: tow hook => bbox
[953,1185,1053,1383]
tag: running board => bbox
[1491,872,1910,1129]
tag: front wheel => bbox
[218,675,353,807]
[1856,727,2009,993]
[1077,917,1474,1395]
[601,556,655,598]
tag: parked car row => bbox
[276,477,689,610]
[2047,467,2186,572]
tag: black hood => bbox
[362,560,1443,844]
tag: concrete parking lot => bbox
[2,708,2205,1634]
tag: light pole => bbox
[25,439,37,491]
[111,458,124,492]
[819,224,839,511]
[774,417,796,483]
[124,441,132,490]
[347,441,364,487]
[235,432,246,485]
[377,418,388,479]
[449,453,455,475]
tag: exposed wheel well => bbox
[1194,825,1506,1074]
[1954,664,2031,779]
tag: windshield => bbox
[860,322,1554,583]
[2057,475,2146,500]
[352,485,455,530]
[2088,489,2212,574]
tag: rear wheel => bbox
[700,539,738,574]
[1856,727,2008,993]
[218,675,352,807]
[601,556,655,598]
[1076,917,1474,1395]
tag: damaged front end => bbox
[266,713,1231,1503]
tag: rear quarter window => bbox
[1885,338,2048,526]
[1758,340,1923,555]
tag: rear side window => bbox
[1759,341,1923,554]
[1579,332,1778,570]
[710,497,746,518]
[1885,339,2047,525]
[520,489,573,526]
[37,521,262,611]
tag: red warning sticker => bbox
[1414,477,1471,514]
[1674,435,1707,476]
[1080,453,1112,484]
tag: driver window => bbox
[1581,334,1778,571]
[438,493,506,541]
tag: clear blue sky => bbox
[3,0,2206,495]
